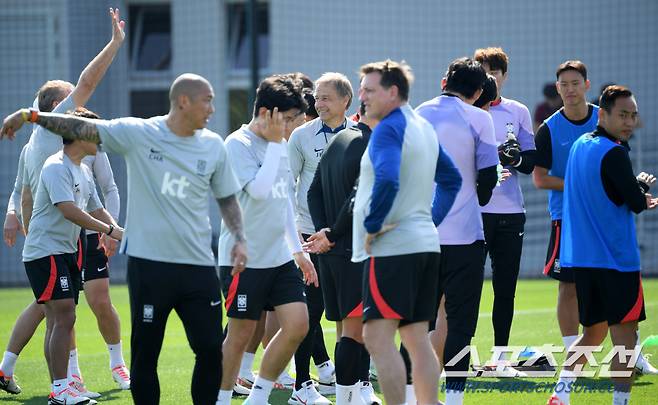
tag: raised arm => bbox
[70,8,125,107]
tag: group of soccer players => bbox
[0,8,655,405]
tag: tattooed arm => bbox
[217,194,248,275]
[1,109,101,143]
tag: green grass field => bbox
[0,279,656,404]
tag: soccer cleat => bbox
[288,380,332,405]
[315,360,336,395]
[234,378,252,396]
[69,375,101,399]
[360,381,382,405]
[276,371,295,390]
[316,379,336,396]
[546,394,567,405]
[48,388,97,405]
[635,353,658,375]
[111,364,131,390]
[0,370,21,394]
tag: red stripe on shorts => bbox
[346,301,363,318]
[368,258,402,319]
[225,273,240,311]
[543,221,560,276]
[38,256,58,302]
[77,238,83,271]
[621,273,644,323]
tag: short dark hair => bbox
[599,85,633,113]
[253,75,308,117]
[474,74,498,108]
[286,72,314,91]
[303,89,318,119]
[63,107,101,144]
[444,57,487,100]
[543,82,559,98]
[473,47,509,74]
[359,59,414,102]
[556,60,588,81]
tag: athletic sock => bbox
[400,344,412,384]
[335,337,361,385]
[107,341,125,369]
[405,384,416,405]
[312,326,330,365]
[562,335,579,350]
[240,352,255,377]
[335,383,362,404]
[553,369,576,404]
[217,389,232,405]
[0,351,18,376]
[612,390,631,405]
[67,349,81,380]
[246,375,274,404]
[445,389,464,405]
[52,378,68,394]
[359,344,370,382]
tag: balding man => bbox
[1,73,248,405]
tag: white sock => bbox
[67,349,81,380]
[240,352,255,375]
[108,341,125,369]
[0,351,18,376]
[336,383,358,405]
[445,389,464,405]
[52,378,68,394]
[216,389,232,405]
[612,390,631,405]
[562,335,579,351]
[246,375,274,404]
[554,369,576,404]
[405,384,416,405]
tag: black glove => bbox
[498,139,521,166]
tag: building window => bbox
[229,89,250,133]
[130,90,169,118]
[227,2,269,72]
[129,5,172,71]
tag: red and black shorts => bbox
[574,267,645,327]
[362,252,440,326]
[220,261,306,320]
[543,220,574,283]
[82,233,110,282]
[318,254,364,322]
[25,253,82,304]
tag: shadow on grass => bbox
[0,388,126,404]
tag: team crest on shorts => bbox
[554,259,561,273]
[59,276,69,291]
[237,294,247,311]
[143,304,154,322]
[196,159,207,175]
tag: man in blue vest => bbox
[547,85,657,405]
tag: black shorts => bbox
[318,254,364,321]
[544,220,574,283]
[362,252,440,326]
[82,233,109,282]
[25,253,82,304]
[439,241,486,337]
[574,268,646,327]
[220,261,306,320]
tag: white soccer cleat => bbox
[288,380,332,405]
[111,364,131,390]
[360,381,382,405]
[277,371,296,389]
[48,386,96,405]
[315,360,336,395]
[0,371,21,394]
[234,370,255,395]
[69,375,101,399]
[635,352,658,375]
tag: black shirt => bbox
[535,104,596,170]
[307,123,371,256]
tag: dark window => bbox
[129,5,172,71]
[227,2,269,71]
[130,90,169,118]
[229,89,250,133]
